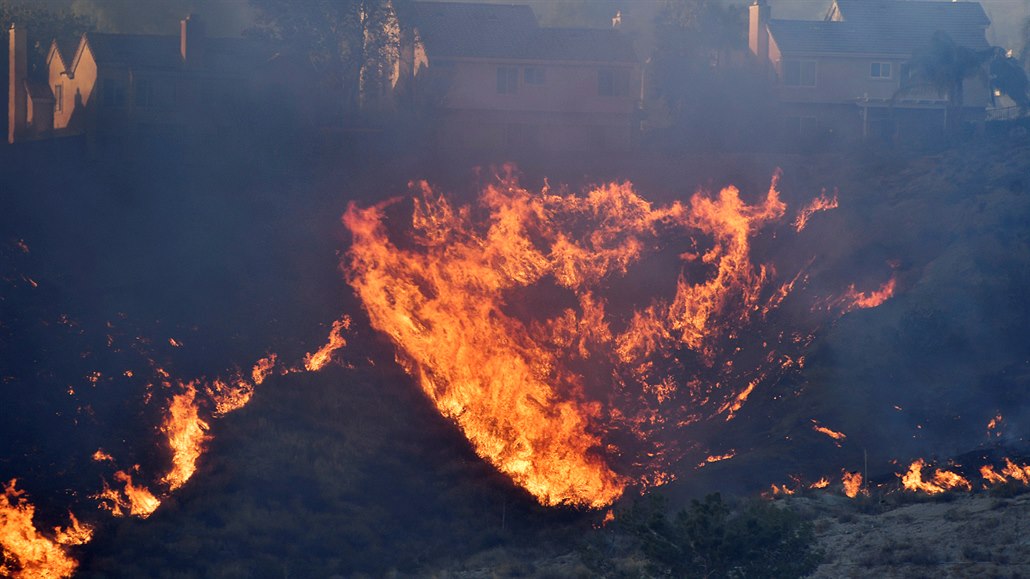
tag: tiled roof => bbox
[412,1,636,63]
[769,0,990,56]
[411,2,539,60]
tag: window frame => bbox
[54,84,63,112]
[523,66,545,86]
[496,66,519,94]
[783,59,817,88]
[870,62,893,79]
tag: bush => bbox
[608,493,823,578]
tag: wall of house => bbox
[50,45,98,132]
[433,59,638,116]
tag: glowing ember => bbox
[303,317,350,372]
[161,384,211,491]
[987,413,1002,437]
[793,191,838,232]
[91,449,114,463]
[1,480,89,578]
[900,459,971,494]
[841,470,864,498]
[95,471,161,519]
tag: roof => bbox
[411,1,636,63]
[769,0,990,56]
[85,33,182,69]
[411,2,539,60]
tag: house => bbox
[749,0,993,141]
[9,15,316,146]
[408,1,640,152]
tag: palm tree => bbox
[900,31,1030,130]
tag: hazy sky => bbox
[13,0,1030,54]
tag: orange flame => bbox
[1,480,89,578]
[160,384,211,491]
[809,477,830,489]
[980,464,1007,486]
[811,420,846,442]
[344,173,802,507]
[206,377,254,417]
[987,413,1002,437]
[95,471,161,519]
[900,459,971,494]
[1001,458,1030,483]
[91,449,114,463]
[697,451,736,468]
[303,317,350,372]
[251,354,278,385]
[838,276,897,312]
[793,191,838,232]
[841,470,864,498]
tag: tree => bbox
[0,1,94,136]
[247,0,404,119]
[901,31,1030,128]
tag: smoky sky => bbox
[11,0,1027,54]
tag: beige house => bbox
[749,0,992,141]
[409,2,640,152]
[9,15,315,146]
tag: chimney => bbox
[8,23,28,143]
[749,0,770,63]
[180,14,205,66]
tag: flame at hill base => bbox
[1,480,91,579]
[343,171,881,508]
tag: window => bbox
[135,78,152,107]
[102,79,126,108]
[870,62,892,79]
[598,68,630,97]
[497,66,518,94]
[524,67,545,85]
[783,60,817,87]
[54,84,63,112]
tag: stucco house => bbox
[749,0,992,141]
[408,1,640,152]
[9,15,315,146]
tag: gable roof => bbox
[769,0,990,56]
[411,1,636,63]
[411,2,539,60]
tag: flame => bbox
[841,470,864,498]
[837,276,897,312]
[809,477,830,489]
[343,171,894,508]
[980,464,1007,485]
[811,420,846,442]
[697,451,736,468]
[95,471,161,519]
[160,384,211,491]
[303,317,350,372]
[206,377,254,416]
[1,480,88,578]
[251,354,278,385]
[900,459,971,494]
[987,413,1002,437]
[91,449,114,463]
[793,191,838,232]
[1001,458,1030,483]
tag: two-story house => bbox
[9,15,316,146]
[749,0,992,142]
[409,1,640,153]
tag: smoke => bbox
[5,0,256,36]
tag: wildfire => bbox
[344,172,896,508]
[95,471,161,519]
[251,354,278,385]
[303,317,350,372]
[161,384,211,491]
[809,477,830,489]
[793,191,838,232]
[206,377,254,416]
[91,449,114,463]
[900,459,972,494]
[1,480,89,578]
[987,413,1002,437]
